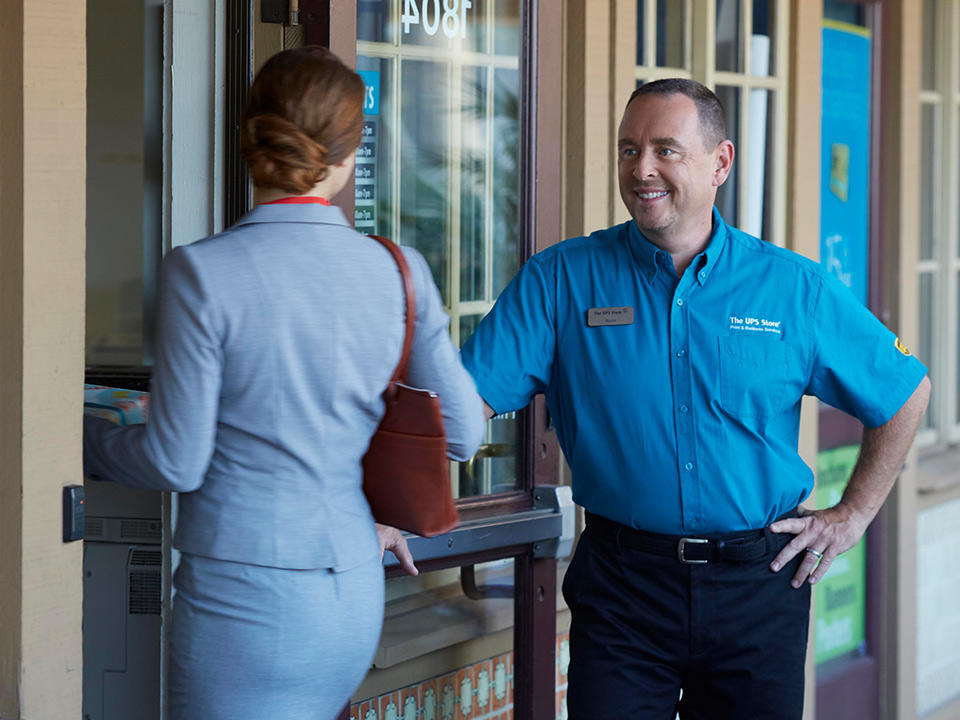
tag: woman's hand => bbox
[375,523,419,576]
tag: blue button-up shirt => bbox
[461,209,928,534]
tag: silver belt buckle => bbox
[677,537,709,564]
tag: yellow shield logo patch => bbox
[895,337,912,356]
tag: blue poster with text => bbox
[821,23,871,305]
[359,70,380,116]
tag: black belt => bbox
[585,511,796,565]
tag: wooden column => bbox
[785,3,822,715]
[876,2,923,719]
[0,0,86,716]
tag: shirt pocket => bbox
[718,334,791,419]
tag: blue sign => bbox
[821,22,871,305]
[359,70,380,116]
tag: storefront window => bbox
[715,0,741,72]
[923,0,938,91]
[636,1,786,245]
[715,85,740,225]
[921,105,938,263]
[355,0,522,498]
[715,0,779,77]
[916,0,960,447]
[86,0,163,367]
[636,0,690,72]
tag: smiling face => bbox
[617,92,734,253]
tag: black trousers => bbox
[562,517,811,720]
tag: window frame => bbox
[917,0,960,451]
[634,0,790,247]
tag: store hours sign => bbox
[355,71,380,234]
[402,0,473,39]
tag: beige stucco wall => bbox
[0,0,86,717]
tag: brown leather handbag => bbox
[361,235,459,537]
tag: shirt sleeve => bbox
[83,245,223,491]
[460,254,556,414]
[807,272,928,428]
[402,247,486,462]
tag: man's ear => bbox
[713,139,735,187]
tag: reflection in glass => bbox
[750,0,773,76]
[357,0,392,43]
[356,0,522,499]
[460,313,482,347]
[656,0,684,68]
[399,0,472,49]
[715,86,739,226]
[461,415,519,496]
[86,0,162,366]
[921,104,937,261]
[919,272,936,430]
[636,0,646,66]
[744,89,772,239]
[493,68,520,297]
[716,0,741,72]
[461,66,488,303]
[459,312,519,498]
[355,55,396,240]
[494,0,520,56]
[923,0,937,91]
[400,60,451,301]
[823,0,865,26]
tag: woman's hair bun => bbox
[240,47,365,195]
[244,113,330,194]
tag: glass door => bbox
[354,0,525,502]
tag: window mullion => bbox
[738,83,751,229]
[391,54,402,247]
[449,60,462,343]
[691,0,715,87]
[948,3,960,434]
[771,0,789,247]
[484,62,495,306]
[644,0,657,68]
[935,0,956,440]
[741,0,752,78]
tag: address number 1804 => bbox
[402,0,473,39]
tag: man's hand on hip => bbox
[767,503,869,588]
[769,375,930,589]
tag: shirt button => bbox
[685,462,694,471]
[699,270,707,280]
[680,404,688,413]
[676,349,686,358]
[676,298,685,306]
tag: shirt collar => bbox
[626,206,728,285]
[695,207,728,286]
[230,201,352,230]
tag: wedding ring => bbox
[805,548,824,559]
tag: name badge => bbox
[587,307,634,327]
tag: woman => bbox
[83,46,485,719]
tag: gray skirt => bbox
[169,552,384,720]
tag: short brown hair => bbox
[241,46,365,194]
[626,78,728,149]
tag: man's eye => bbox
[619,147,637,158]
[658,148,674,157]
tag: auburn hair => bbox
[241,46,365,194]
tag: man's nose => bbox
[633,151,657,179]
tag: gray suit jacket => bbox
[84,203,485,570]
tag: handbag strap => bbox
[369,235,416,386]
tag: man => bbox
[460,79,930,719]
